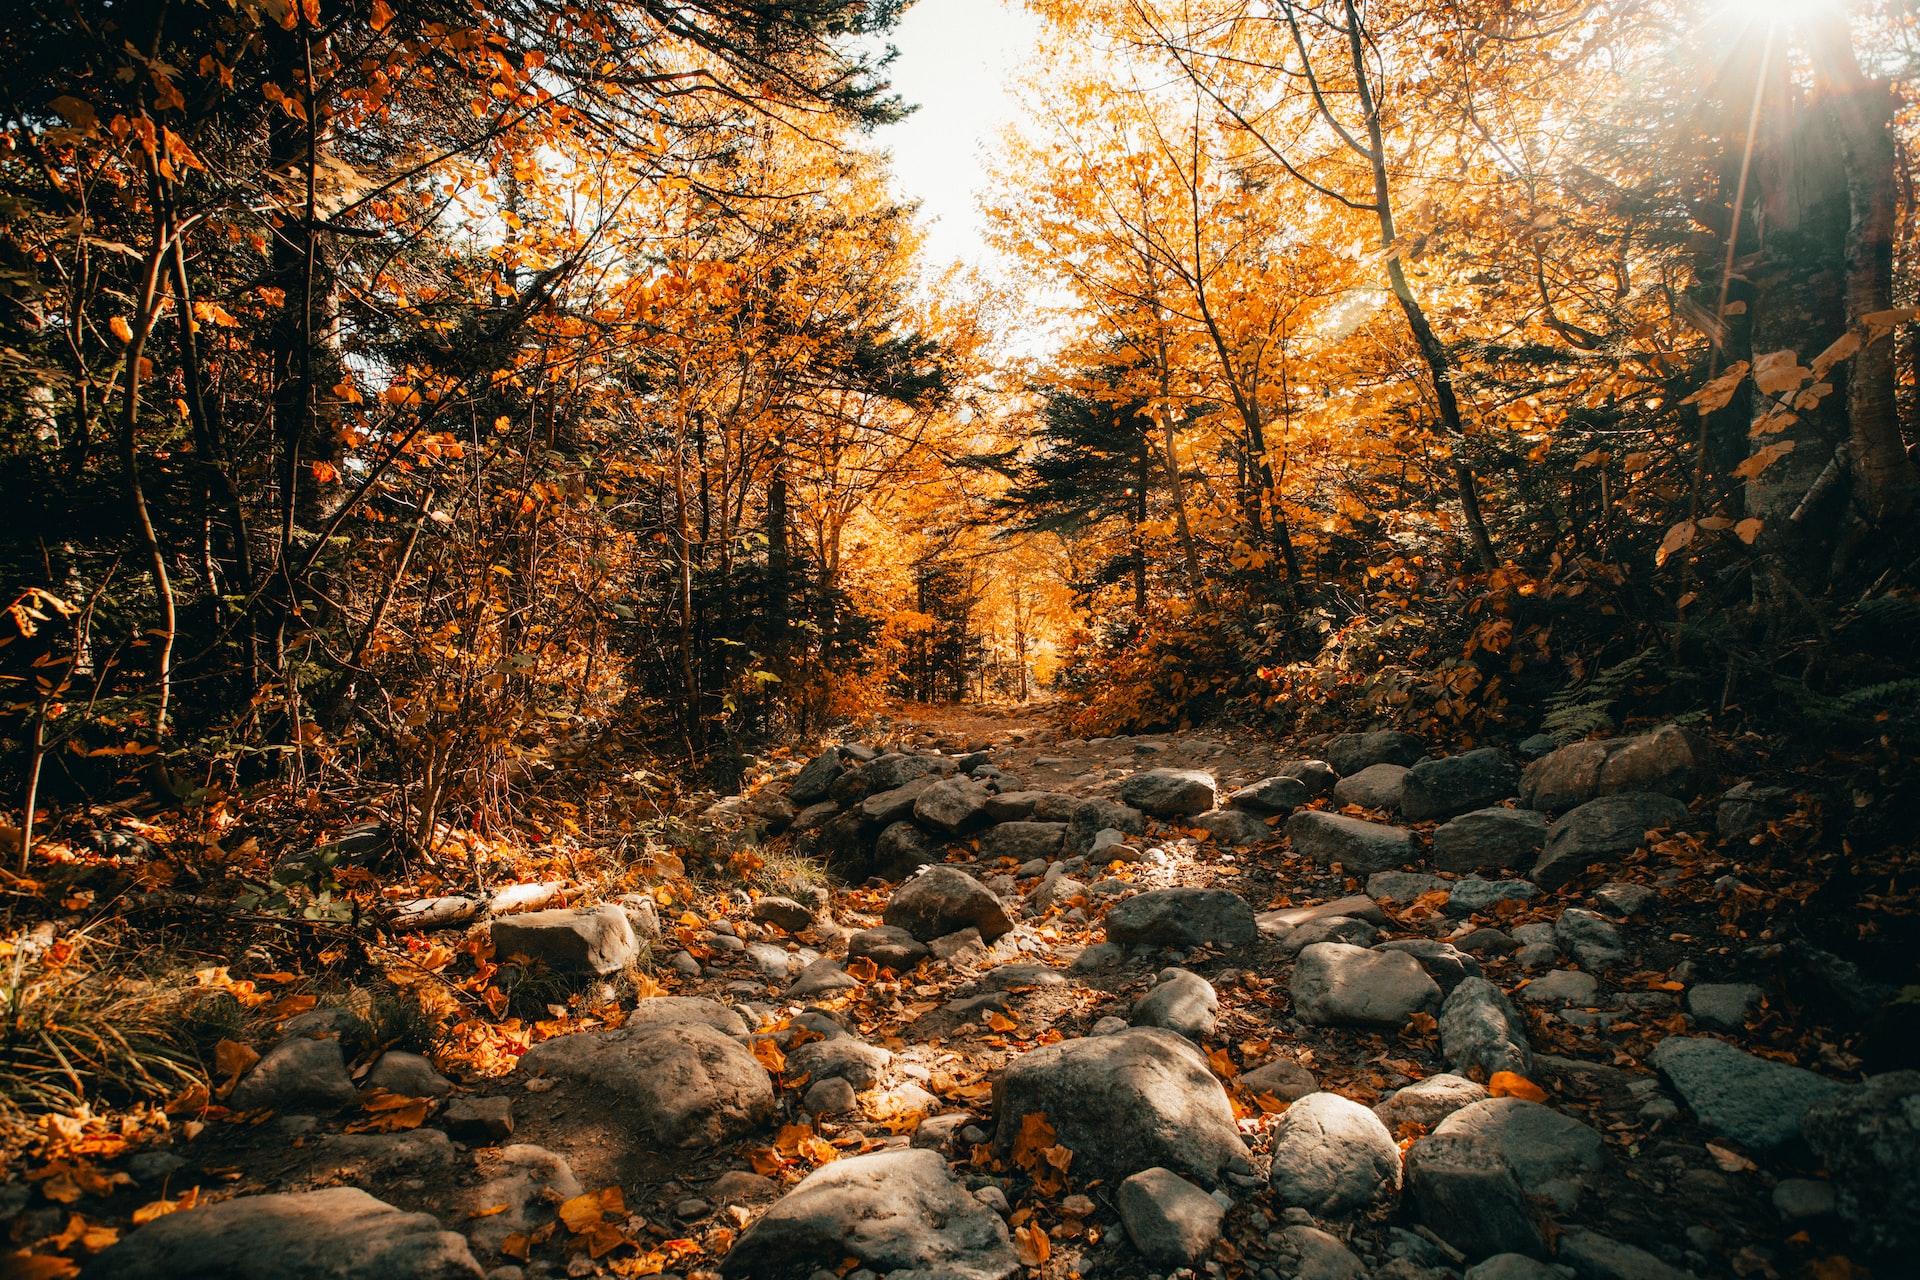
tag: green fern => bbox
[1542,650,1658,744]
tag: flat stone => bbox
[847,926,929,971]
[1447,878,1539,913]
[1533,793,1693,890]
[1279,916,1379,956]
[1325,730,1425,775]
[719,1148,1017,1280]
[914,778,993,832]
[1291,943,1440,1026]
[1375,1074,1489,1133]
[788,957,861,999]
[1433,1098,1608,1211]
[1650,1035,1845,1150]
[1257,894,1389,933]
[1771,1178,1836,1222]
[1131,968,1218,1041]
[1228,775,1311,814]
[490,904,637,976]
[1401,749,1522,823]
[981,821,1067,861]
[83,1187,484,1279]
[789,800,840,835]
[309,1129,456,1177]
[1242,1059,1318,1102]
[1286,811,1418,874]
[711,1170,782,1203]
[753,896,816,932]
[1367,871,1449,903]
[442,1096,513,1144]
[366,1051,453,1099]
[1193,807,1272,847]
[991,1028,1248,1186]
[1683,983,1763,1030]
[861,776,941,825]
[1521,970,1602,1007]
[228,1036,357,1113]
[624,997,750,1042]
[1802,1070,1920,1253]
[1406,1132,1546,1259]
[929,927,988,964]
[1104,887,1256,950]
[1432,808,1549,874]
[787,1037,892,1091]
[1333,763,1409,811]
[884,866,1013,942]
[518,1021,775,1147]
[1120,768,1218,817]
[1554,1226,1697,1280]
[1116,1167,1226,1269]
[1455,927,1518,956]
[1266,1092,1402,1214]
[1375,939,1483,994]
[1440,978,1533,1078]
[1593,882,1658,917]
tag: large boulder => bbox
[1120,768,1218,817]
[1332,763,1408,811]
[81,1187,484,1280]
[1291,943,1440,1026]
[1405,1132,1546,1259]
[1650,1035,1846,1150]
[1400,749,1522,823]
[1531,792,1693,890]
[1228,775,1311,814]
[1103,887,1256,950]
[490,904,637,976]
[1116,1167,1226,1269]
[1439,978,1532,1078]
[1065,797,1147,857]
[719,1148,1017,1280]
[1131,968,1218,1041]
[1802,1070,1920,1256]
[884,866,1013,942]
[914,777,993,832]
[1325,730,1425,775]
[1521,726,1711,814]
[1286,810,1417,874]
[518,1022,775,1147]
[991,1028,1248,1186]
[1266,1092,1402,1215]
[1431,807,1549,874]
[1431,1098,1608,1211]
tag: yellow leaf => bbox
[1653,521,1694,568]
[132,1186,198,1226]
[1679,360,1748,414]
[1752,349,1812,396]
[1488,1072,1549,1103]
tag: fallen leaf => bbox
[751,1038,786,1074]
[1488,1072,1549,1103]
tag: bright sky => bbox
[869,0,1042,276]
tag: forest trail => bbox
[66,708,1888,1280]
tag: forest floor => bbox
[2,703,1896,1280]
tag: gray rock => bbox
[712,1170,783,1204]
[1104,887,1256,950]
[1065,798,1147,858]
[1771,1178,1836,1222]
[1193,807,1273,847]
[82,1187,484,1279]
[1432,808,1549,874]
[789,800,840,835]
[1120,768,1219,817]
[1228,775,1311,814]
[1368,871,1450,903]
[871,820,937,877]
[1375,1074,1489,1132]
[861,777,941,825]
[1533,793,1693,890]
[1069,942,1125,973]
[804,1076,858,1115]
[1447,878,1539,913]
[624,996,750,1041]
[1333,763,1409,811]
[1326,730,1425,775]
[124,1151,187,1185]
[1684,983,1763,1030]
[1650,1035,1845,1150]
[1406,1131,1546,1259]
[790,750,847,805]
[991,1028,1248,1186]
[974,963,1070,992]
[847,925,930,971]
[1554,1227,1697,1280]
[518,1021,775,1147]
[1440,978,1532,1078]
[442,1096,513,1144]
[929,927,988,964]
[489,904,637,976]
[914,778,993,832]
[309,1129,456,1176]
[788,957,861,999]
[1116,1167,1226,1268]
[1554,908,1626,969]
[787,1037,891,1091]
[1466,1256,1569,1280]
[1595,725,1714,802]
[1270,1225,1367,1280]
[1801,1069,1920,1253]
[1516,942,1561,971]
[1401,749,1522,823]
[1257,894,1388,933]
[1266,1092,1402,1214]
[1375,939,1483,994]
[1292,942,1440,1026]
[1432,1098,1608,1211]
[228,1036,357,1113]
[884,866,1013,942]
[747,941,796,981]
[1092,1015,1130,1036]
[366,1051,453,1099]
[719,1148,1017,1280]
[753,896,816,932]
[1519,740,1611,814]
[1455,927,1518,956]
[981,821,1066,861]
[1521,970,1601,1007]
[1280,916,1380,956]
[1518,734,1559,760]
[1029,867,1087,913]
[1286,811,1418,874]
[982,790,1043,821]
[1131,969,1219,1041]
[1242,1059,1319,1102]
[1592,882,1657,917]
[851,752,942,798]
[1277,759,1341,796]
[1715,781,1796,841]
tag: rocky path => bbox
[71,710,1913,1280]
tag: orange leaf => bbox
[984,1011,1016,1033]
[131,1185,199,1226]
[109,316,133,344]
[751,1038,786,1074]
[1488,1072,1548,1103]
